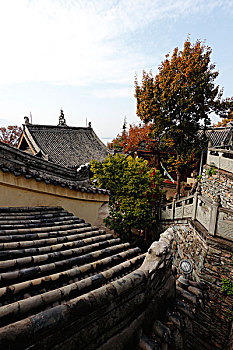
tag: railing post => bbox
[172,193,178,220]
[206,142,211,166]
[192,183,201,220]
[218,151,223,170]
[181,199,185,219]
[208,195,221,236]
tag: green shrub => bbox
[91,154,164,242]
[206,167,216,177]
[222,278,233,295]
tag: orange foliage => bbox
[108,123,153,153]
[134,37,233,195]
[214,111,233,127]
[0,126,22,147]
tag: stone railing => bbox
[161,195,194,222]
[207,147,233,174]
[161,185,233,241]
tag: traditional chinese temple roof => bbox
[204,126,233,147]
[0,141,111,194]
[18,111,109,169]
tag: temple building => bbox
[18,110,109,169]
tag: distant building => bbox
[18,110,109,169]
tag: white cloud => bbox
[0,0,231,86]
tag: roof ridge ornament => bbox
[58,109,67,127]
[24,116,30,124]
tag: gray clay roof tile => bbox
[24,124,109,168]
[205,127,233,147]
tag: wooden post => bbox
[208,195,221,236]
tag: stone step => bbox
[152,320,172,344]
[166,310,184,330]
[138,334,160,350]
[176,285,198,305]
[175,299,195,319]
[136,278,208,350]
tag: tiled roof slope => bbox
[205,126,233,147]
[21,123,109,168]
[0,206,144,342]
[0,141,109,194]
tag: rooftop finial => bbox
[58,109,67,127]
[24,116,30,124]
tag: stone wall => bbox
[172,223,233,349]
[229,324,233,350]
[172,223,207,282]
[201,165,233,210]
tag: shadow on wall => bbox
[94,202,113,234]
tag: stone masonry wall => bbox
[201,165,233,210]
[173,224,207,281]
[172,223,233,349]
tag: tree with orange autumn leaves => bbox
[214,111,233,127]
[135,38,233,196]
[108,122,152,153]
[0,126,22,147]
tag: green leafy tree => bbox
[91,154,163,244]
[135,38,233,196]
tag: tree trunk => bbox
[128,225,132,242]
[176,169,181,198]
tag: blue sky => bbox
[0,0,232,142]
